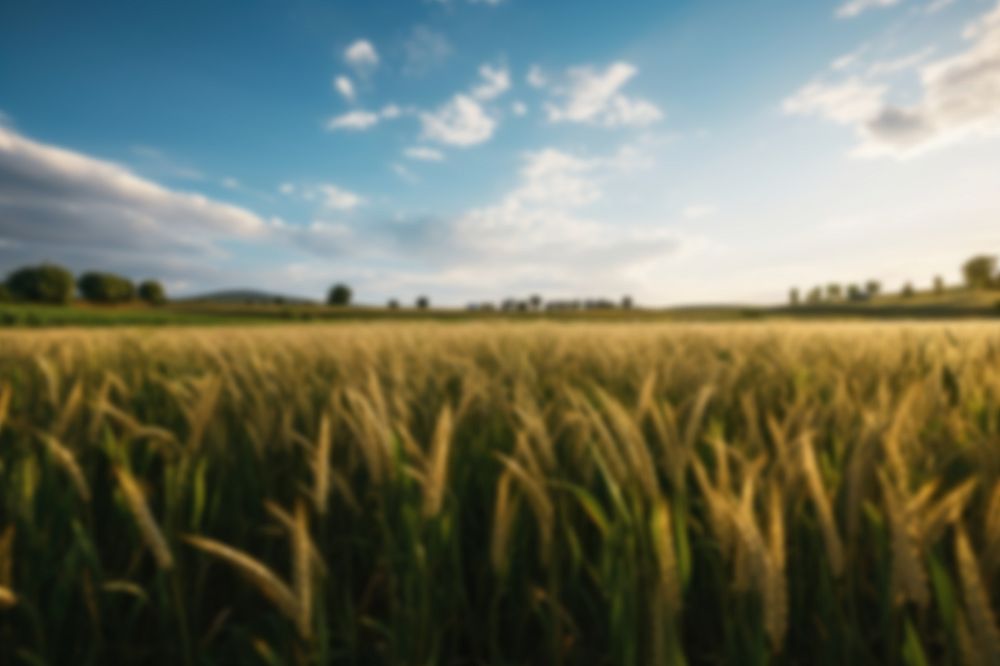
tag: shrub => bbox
[77,272,135,304]
[962,255,996,289]
[138,280,167,305]
[6,264,75,304]
[327,284,352,306]
[416,296,430,309]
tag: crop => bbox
[0,322,998,665]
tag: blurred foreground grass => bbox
[0,322,999,665]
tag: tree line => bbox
[0,264,166,305]
[788,255,999,306]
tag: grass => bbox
[2,287,999,329]
[0,321,999,664]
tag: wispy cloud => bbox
[0,126,273,283]
[471,63,511,101]
[404,146,446,162]
[333,75,355,101]
[836,0,903,20]
[344,39,378,71]
[326,110,380,131]
[402,26,452,76]
[787,1,1000,158]
[542,62,662,128]
[421,95,496,146]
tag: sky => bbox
[1,0,999,306]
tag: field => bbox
[1,322,999,665]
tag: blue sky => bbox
[1,0,999,305]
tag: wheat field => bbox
[0,322,998,665]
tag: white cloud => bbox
[380,104,402,119]
[788,2,1000,158]
[512,101,528,116]
[471,63,511,101]
[317,184,364,210]
[526,65,547,89]
[403,26,452,76]
[325,105,408,133]
[279,182,295,195]
[544,62,663,128]
[344,39,378,70]
[783,77,887,125]
[334,75,355,101]
[404,146,445,162]
[836,0,903,19]
[325,110,380,131]
[222,177,240,190]
[0,126,274,282]
[391,163,419,183]
[925,0,956,14]
[420,94,497,146]
[865,47,936,76]
[445,146,682,290]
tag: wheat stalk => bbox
[114,466,174,571]
[184,535,303,636]
[423,404,454,518]
[312,414,332,515]
[955,526,1000,665]
[38,433,91,503]
[799,432,844,576]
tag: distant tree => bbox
[529,294,542,311]
[933,275,946,295]
[6,264,75,304]
[621,295,634,310]
[327,283,352,306]
[138,280,166,305]
[847,284,864,301]
[901,282,916,298]
[416,296,429,309]
[865,280,881,298]
[78,272,135,304]
[806,286,823,304]
[962,255,997,289]
[826,284,843,302]
[387,298,400,309]
[789,288,800,307]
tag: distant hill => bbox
[179,289,317,305]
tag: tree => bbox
[933,275,946,295]
[789,288,800,307]
[78,272,135,304]
[6,264,75,304]
[387,299,400,309]
[826,283,843,302]
[327,283,352,306]
[865,280,881,298]
[138,280,166,305]
[0,284,10,303]
[901,282,915,298]
[621,295,634,310]
[529,294,542,311]
[806,286,823,304]
[962,255,997,289]
[847,284,864,301]
[416,296,429,309]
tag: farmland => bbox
[0,322,999,665]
